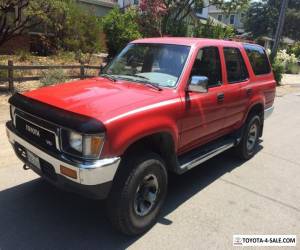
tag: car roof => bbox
[132,37,245,47]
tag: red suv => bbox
[6,38,275,235]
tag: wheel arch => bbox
[120,131,178,172]
[244,102,265,137]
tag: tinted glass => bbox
[223,47,249,83]
[105,43,190,87]
[244,44,271,75]
[190,47,222,87]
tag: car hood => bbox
[24,77,167,122]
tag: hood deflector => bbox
[9,93,106,134]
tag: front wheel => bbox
[107,152,168,235]
[235,114,261,160]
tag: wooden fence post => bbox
[8,60,14,92]
[80,62,85,80]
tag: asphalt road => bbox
[0,90,300,250]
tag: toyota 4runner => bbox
[6,38,275,235]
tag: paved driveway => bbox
[0,89,299,250]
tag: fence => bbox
[0,60,102,91]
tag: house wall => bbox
[208,5,245,32]
[78,0,116,16]
[195,0,209,20]
[118,0,139,8]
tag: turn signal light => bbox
[60,165,77,179]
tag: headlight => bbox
[69,131,83,152]
[61,130,105,159]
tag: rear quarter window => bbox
[243,44,271,75]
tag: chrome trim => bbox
[264,106,274,120]
[7,126,120,185]
[180,142,235,171]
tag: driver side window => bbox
[190,46,222,87]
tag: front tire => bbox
[107,152,168,235]
[235,114,261,160]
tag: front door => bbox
[180,46,227,152]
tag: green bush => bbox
[102,8,142,57]
[288,42,300,59]
[47,0,102,54]
[40,68,67,86]
[272,59,285,85]
[192,18,235,39]
[286,62,300,74]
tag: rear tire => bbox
[107,151,168,235]
[235,114,261,160]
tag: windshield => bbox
[103,43,190,88]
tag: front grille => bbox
[14,109,59,153]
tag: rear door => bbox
[220,46,250,130]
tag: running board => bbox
[177,138,236,173]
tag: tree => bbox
[102,7,142,57]
[244,0,300,40]
[0,0,64,47]
[48,0,102,54]
[138,0,167,36]
[0,0,102,54]
[192,18,235,39]
[139,0,250,37]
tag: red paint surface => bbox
[24,38,276,157]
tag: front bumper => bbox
[6,122,120,199]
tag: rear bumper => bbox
[264,106,274,120]
[6,122,120,199]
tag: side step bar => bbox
[177,138,237,174]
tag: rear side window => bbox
[243,44,271,75]
[223,47,249,83]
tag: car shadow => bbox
[0,146,263,250]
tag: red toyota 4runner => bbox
[6,38,275,235]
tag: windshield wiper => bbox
[123,74,162,91]
[144,82,162,91]
[100,74,116,82]
[131,74,150,80]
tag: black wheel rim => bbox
[134,174,159,217]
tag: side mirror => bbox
[188,76,208,93]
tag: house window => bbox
[198,8,203,14]
[217,14,222,21]
[229,14,235,25]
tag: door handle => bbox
[217,93,224,103]
[246,88,253,97]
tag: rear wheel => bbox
[235,114,261,160]
[107,152,168,235]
